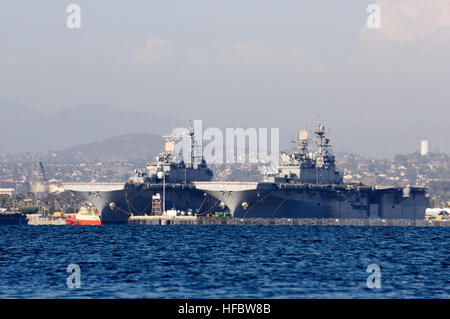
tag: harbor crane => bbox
[39,161,49,194]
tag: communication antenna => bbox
[294,128,309,156]
[188,118,195,164]
[186,117,203,165]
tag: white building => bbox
[420,140,429,156]
[49,184,65,193]
[0,188,14,196]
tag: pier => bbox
[128,216,450,226]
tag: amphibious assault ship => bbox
[66,121,223,224]
[195,122,429,220]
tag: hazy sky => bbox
[0,1,449,157]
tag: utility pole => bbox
[162,171,166,213]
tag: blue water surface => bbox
[0,225,448,298]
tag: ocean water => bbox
[0,225,448,299]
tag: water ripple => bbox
[0,225,448,298]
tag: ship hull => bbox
[0,213,27,225]
[194,182,429,220]
[66,217,101,225]
[71,183,224,224]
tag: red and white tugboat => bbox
[66,206,101,225]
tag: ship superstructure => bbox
[268,123,342,184]
[130,120,213,185]
[195,121,429,220]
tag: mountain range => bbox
[63,133,164,162]
[1,100,447,158]
[0,100,181,153]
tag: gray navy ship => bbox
[66,120,224,224]
[195,122,429,220]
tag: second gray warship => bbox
[195,122,429,220]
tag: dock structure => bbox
[128,215,197,225]
[128,216,450,226]
[0,212,27,225]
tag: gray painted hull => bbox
[194,182,429,220]
[73,183,223,224]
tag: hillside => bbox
[0,100,180,153]
[64,133,165,162]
